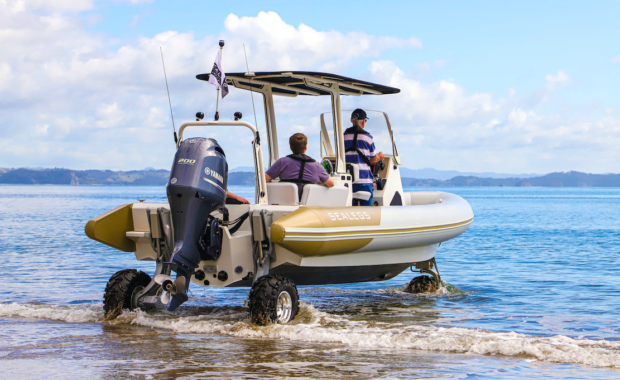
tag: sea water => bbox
[0,185,619,379]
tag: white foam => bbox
[128,304,620,368]
[0,302,102,323]
[2,302,619,368]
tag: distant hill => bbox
[401,171,620,187]
[399,167,540,180]
[228,171,256,186]
[0,168,169,185]
[0,168,256,186]
[229,166,257,173]
[1,168,619,187]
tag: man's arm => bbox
[318,177,335,187]
[226,191,250,204]
[367,137,383,164]
[265,159,282,183]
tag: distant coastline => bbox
[1,168,619,187]
[401,172,620,187]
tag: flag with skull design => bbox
[208,50,229,98]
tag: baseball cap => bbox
[351,109,368,121]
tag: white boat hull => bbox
[89,191,472,287]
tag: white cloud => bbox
[611,54,620,63]
[129,12,148,27]
[95,103,124,128]
[34,124,49,135]
[0,63,13,91]
[545,70,570,90]
[3,0,96,13]
[0,5,618,174]
[0,7,425,170]
[291,125,307,132]
[365,61,500,125]
[418,59,450,72]
[343,61,620,172]
[223,12,422,70]
[144,107,167,129]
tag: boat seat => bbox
[352,191,371,201]
[266,182,299,205]
[300,184,349,207]
[347,163,360,183]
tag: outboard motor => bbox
[166,137,228,310]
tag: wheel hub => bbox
[276,290,293,323]
[130,285,145,310]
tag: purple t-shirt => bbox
[266,156,330,199]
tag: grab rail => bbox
[176,120,268,205]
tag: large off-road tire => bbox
[404,275,439,294]
[103,269,151,320]
[248,275,299,326]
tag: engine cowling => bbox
[167,137,228,274]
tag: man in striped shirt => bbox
[344,109,384,206]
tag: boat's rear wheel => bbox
[248,274,299,325]
[103,269,152,320]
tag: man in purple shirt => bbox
[265,133,334,200]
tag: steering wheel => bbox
[321,158,333,175]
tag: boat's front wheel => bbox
[248,274,299,325]
[103,269,151,320]
[405,258,443,293]
[405,275,440,293]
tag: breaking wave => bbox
[1,301,619,368]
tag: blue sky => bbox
[1,0,619,173]
[85,1,620,100]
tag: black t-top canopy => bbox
[196,71,400,97]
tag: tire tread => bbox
[103,269,151,320]
[248,274,299,325]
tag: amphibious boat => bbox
[86,70,474,324]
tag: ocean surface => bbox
[0,185,619,379]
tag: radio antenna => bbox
[243,43,259,129]
[160,47,178,144]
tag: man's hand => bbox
[232,194,250,204]
[370,151,385,164]
[226,191,250,204]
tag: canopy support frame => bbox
[301,79,346,173]
[230,79,280,168]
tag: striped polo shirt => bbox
[344,125,376,184]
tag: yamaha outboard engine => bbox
[166,137,228,310]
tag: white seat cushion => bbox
[300,184,349,207]
[267,182,299,205]
[348,163,360,182]
[352,191,371,201]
